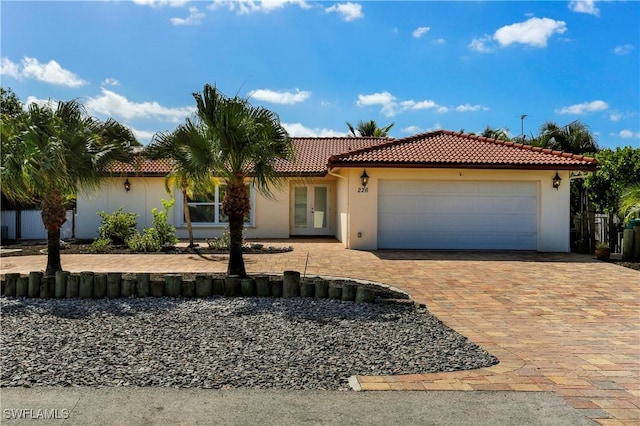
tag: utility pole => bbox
[520,114,527,142]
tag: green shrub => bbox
[207,227,244,250]
[152,198,178,248]
[91,238,111,253]
[126,199,177,252]
[126,231,162,252]
[96,207,138,245]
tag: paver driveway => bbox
[1,239,639,425]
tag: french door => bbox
[291,185,330,235]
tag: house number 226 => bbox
[357,187,369,193]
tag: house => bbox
[75,130,597,252]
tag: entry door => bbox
[291,185,330,235]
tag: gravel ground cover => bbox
[1,297,498,391]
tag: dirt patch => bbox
[0,241,292,257]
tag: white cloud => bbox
[1,57,86,87]
[0,58,20,79]
[402,123,441,134]
[132,0,189,7]
[556,100,608,115]
[171,6,205,25]
[402,125,423,134]
[434,38,445,44]
[412,26,430,38]
[568,0,600,17]
[494,17,567,48]
[24,96,55,109]
[613,44,634,55]
[129,127,157,144]
[325,2,363,22]
[455,103,489,112]
[85,88,194,122]
[610,113,621,122]
[357,91,397,117]
[469,35,494,53]
[618,129,640,139]
[209,0,310,14]
[248,88,311,105]
[102,78,120,86]
[356,92,482,117]
[283,122,344,137]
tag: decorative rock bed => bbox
[0,271,411,305]
[0,271,500,390]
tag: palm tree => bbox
[534,120,599,154]
[481,125,510,141]
[1,99,137,274]
[193,84,293,277]
[346,119,394,137]
[619,184,640,223]
[146,119,216,248]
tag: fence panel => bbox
[1,210,17,240]
[0,210,74,241]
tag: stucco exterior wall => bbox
[76,177,168,240]
[78,170,571,252]
[77,178,292,241]
[332,167,571,252]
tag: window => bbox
[184,184,253,226]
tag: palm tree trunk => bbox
[41,190,67,275]
[182,184,195,247]
[224,179,249,277]
[227,213,246,277]
[46,229,62,275]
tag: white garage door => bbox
[378,180,538,250]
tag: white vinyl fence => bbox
[1,210,74,242]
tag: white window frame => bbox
[179,183,255,227]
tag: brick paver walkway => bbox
[1,239,639,425]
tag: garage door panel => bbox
[378,180,538,250]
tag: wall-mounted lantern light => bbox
[552,172,561,190]
[360,169,369,187]
[124,178,131,192]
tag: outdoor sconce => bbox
[552,172,561,190]
[360,169,369,187]
[124,178,131,192]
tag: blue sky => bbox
[1,1,638,150]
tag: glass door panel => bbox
[313,187,327,229]
[294,187,307,228]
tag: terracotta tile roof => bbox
[274,137,389,175]
[106,157,173,176]
[106,131,597,176]
[328,130,598,170]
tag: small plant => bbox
[151,198,178,248]
[207,227,244,250]
[126,199,177,253]
[96,207,138,245]
[126,230,162,252]
[595,241,611,260]
[91,237,111,253]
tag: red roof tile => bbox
[107,157,173,176]
[274,137,389,175]
[328,130,598,170]
[106,131,597,176]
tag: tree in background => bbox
[585,147,640,248]
[480,125,510,141]
[1,99,137,274]
[618,184,640,223]
[346,119,394,137]
[533,120,599,155]
[193,84,293,277]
